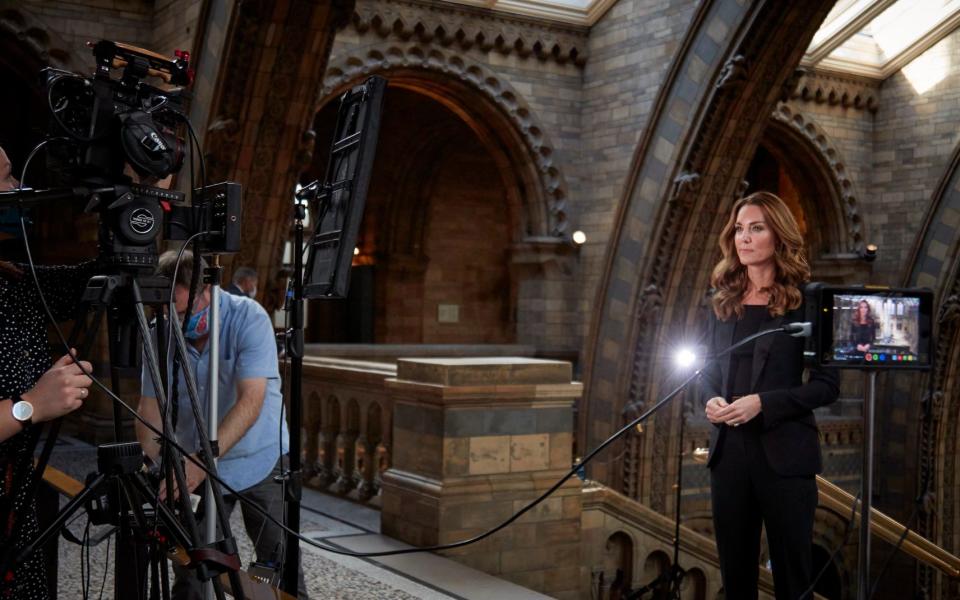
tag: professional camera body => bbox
[38,39,239,268]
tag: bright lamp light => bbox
[674,347,697,369]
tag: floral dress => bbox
[0,262,93,599]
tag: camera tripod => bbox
[0,267,247,600]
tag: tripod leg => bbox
[131,281,239,600]
[156,284,248,600]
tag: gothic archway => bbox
[906,136,960,598]
[583,0,836,512]
[320,45,571,238]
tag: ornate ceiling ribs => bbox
[350,0,588,66]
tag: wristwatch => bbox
[11,396,34,428]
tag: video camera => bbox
[1,40,241,268]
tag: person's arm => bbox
[0,352,92,443]
[217,377,267,455]
[135,395,163,462]
[758,362,839,429]
[700,311,729,426]
[0,399,27,442]
[176,377,266,497]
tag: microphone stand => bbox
[279,192,308,596]
[623,321,812,599]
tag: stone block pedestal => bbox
[381,357,585,599]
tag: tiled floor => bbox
[45,435,550,599]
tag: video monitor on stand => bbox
[809,285,933,370]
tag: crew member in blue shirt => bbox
[136,250,305,599]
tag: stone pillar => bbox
[382,358,585,599]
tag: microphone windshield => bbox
[784,322,812,338]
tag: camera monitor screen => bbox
[815,287,933,369]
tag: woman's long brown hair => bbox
[711,191,810,320]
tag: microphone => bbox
[783,321,812,338]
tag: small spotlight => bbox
[572,230,587,245]
[675,348,697,369]
[353,247,360,256]
[861,243,878,263]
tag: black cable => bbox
[21,214,796,561]
[13,135,813,563]
[82,517,91,600]
[796,490,861,600]
[867,502,919,599]
[98,536,110,600]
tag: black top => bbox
[0,262,92,600]
[727,305,768,399]
[851,320,875,346]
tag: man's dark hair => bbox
[157,249,207,298]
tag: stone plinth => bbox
[381,358,585,599]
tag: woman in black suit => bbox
[701,191,839,600]
[851,299,877,354]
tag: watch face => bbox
[12,400,33,422]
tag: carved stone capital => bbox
[351,0,588,66]
[789,68,880,112]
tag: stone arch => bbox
[601,531,635,594]
[681,567,707,600]
[0,8,78,71]
[767,103,864,255]
[812,505,856,599]
[906,138,960,598]
[641,550,671,588]
[582,0,836,512]
[319,44,570,238]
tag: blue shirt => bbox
[141,290,289,492]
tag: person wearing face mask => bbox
[700,192,839,599]
[224,266,258,300]
[135,250,305,599]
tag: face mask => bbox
[247,287,257,299]
[184,304,210,339]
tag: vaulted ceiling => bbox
[803,0,960,79]
[438,0,960,88]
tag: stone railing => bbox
[582,483,775,600]
[300,356,397,504]
[298,345,537,504]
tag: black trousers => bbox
[710,424,818,600]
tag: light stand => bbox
[280,74,386,596]
[280,196,307,596]
[626,390,691,600]
[204,257,223,600]
[858,371,878,600]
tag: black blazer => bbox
[700,301,840,477]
